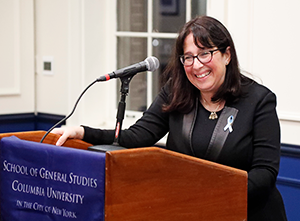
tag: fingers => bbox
[51,128,64,136]
[56,134,69,146]
[51,126,84,146]
[51,128,69,146]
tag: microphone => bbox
[97,56,160,82]
[40,57,159,143]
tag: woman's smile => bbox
[195,71,211,79]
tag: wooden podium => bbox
[0,131,247,221]
[0,131,92,150]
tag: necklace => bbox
[201,98,222,120]
[208,104,220,120]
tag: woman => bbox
[53,16,287,220]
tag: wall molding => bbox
[0,0,21,96]
[277,176,300,188]
[278,111,300,123]
[0,112,65,133]
[281,144,300,157]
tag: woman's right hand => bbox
[51,126,84,146]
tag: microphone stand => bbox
[88,75,135,152]
[113,75,133,145]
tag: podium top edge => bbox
[106,146,247,177]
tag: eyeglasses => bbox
[179,48,221,66]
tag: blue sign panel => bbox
[0,136,105,220]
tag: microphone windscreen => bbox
[145,56,160,72]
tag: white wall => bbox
[34,0,117,127]
[0,0,35,114]
[208,0,300,145]
[1,0,299,145]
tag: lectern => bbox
[105,147,247,221]
[0,131,247,221]
[0,130,91,150]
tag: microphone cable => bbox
[39,56,159,144]
[40,79,98,143]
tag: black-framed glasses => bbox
[179,48,221,66]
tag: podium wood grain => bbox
[105,147,247,221]
[0,131,92,150]
[0,132,247,220]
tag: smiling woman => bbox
[52,15,287,221]
[182,33,230,110]
[161,16,240,114]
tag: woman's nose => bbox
[193,57,204,69]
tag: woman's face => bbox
[182,33,231,97]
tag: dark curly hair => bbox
[161,16,245,113]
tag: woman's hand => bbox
[51,126,84,146]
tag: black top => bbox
[83,77,287,220]
[192,102,223,158]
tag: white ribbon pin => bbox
[224,115,234,133]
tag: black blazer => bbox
[83,78,287,220]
